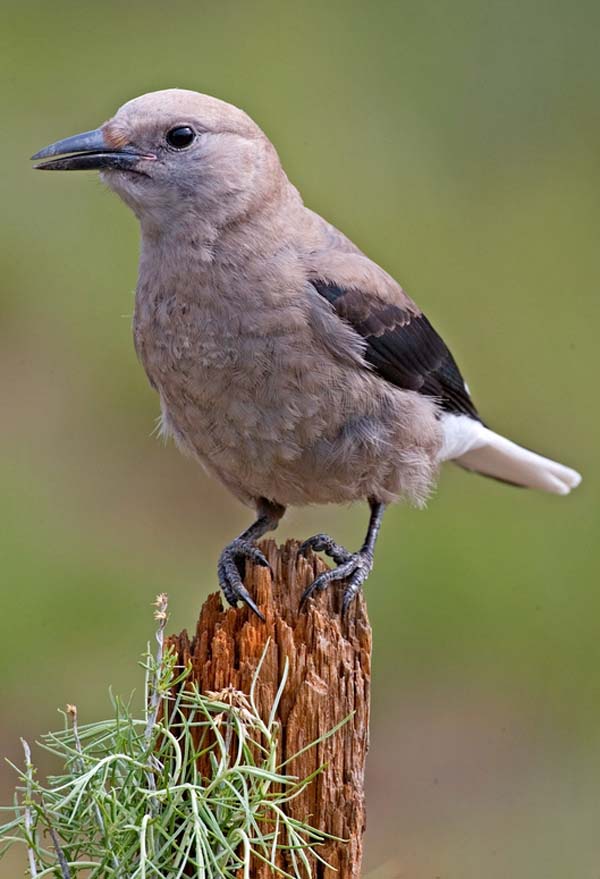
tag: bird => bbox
[31,89,582,618]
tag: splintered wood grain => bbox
[166,539,372,879]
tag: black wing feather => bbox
[312,279,480,420]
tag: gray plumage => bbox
[32,89,582,615]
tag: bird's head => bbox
[32,89,280,231]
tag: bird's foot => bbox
[217,539,271,620]
[299,534,373,615]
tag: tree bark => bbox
[166,538,372,879]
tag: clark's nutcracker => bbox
[32,89,582,617]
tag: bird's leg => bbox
[300,498,386,615]
[217,498,285,620]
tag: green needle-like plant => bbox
[0,595,346,878]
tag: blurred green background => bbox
[1,0,598,875]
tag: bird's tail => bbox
[440,415,582,495]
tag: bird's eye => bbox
[166,126,195,149]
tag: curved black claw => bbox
[300,541,374,616]
[217,539,271,620]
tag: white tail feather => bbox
[440,414,582,495]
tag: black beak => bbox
[31,127,154,172]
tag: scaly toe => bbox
[301,550,373,614]
[300,565,346,607]
[217,540,269,620]
[299,533,352,565]
[341,566,370,616]
[238,542,272,573]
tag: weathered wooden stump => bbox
[166,539,372,879]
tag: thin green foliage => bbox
[0,595,346,878]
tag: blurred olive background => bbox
[1,0,599,875]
